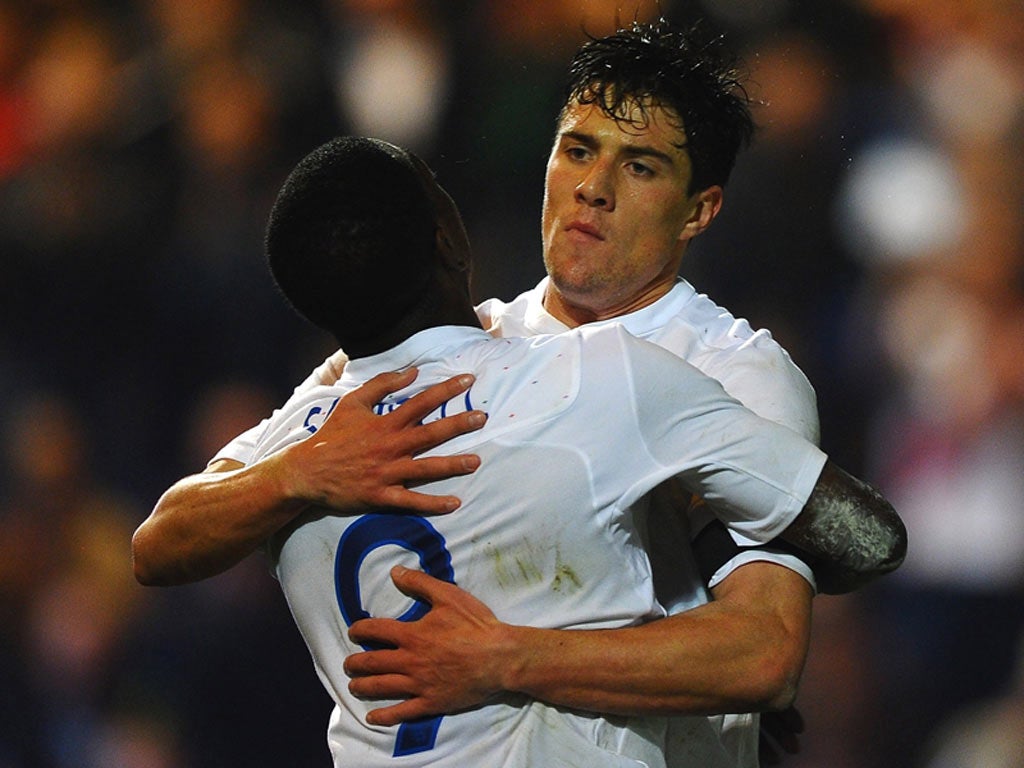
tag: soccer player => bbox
[134,19,906,766]
[244,134,891,767]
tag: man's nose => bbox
[575,162,615,210]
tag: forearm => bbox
[348,562,812,723]
[501,615,787,715]
[132,456,304,586]
[500,567,810,716]
[133,371,486,588]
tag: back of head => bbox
[563,18,754,192]
[266,136,436,352]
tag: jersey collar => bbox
[525,276,697,337]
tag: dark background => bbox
[1,1,1022,766]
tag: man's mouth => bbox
[565,221,604,240]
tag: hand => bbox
[758,705,804,765]
[273,369,486,514]
[345,566,511,725]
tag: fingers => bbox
[377,488,462,515]
[336,371,487,455]
[373,455,481,514]
[345,369,421,409]
[349,671,413,700]
[389,565,455,603]
[344,649,442,727]
[385,453,481,484]
[365,700,432,727]
[389,374,476,427]
[400,410,487,456]
[348,617,406,652]
[346,666,430,726]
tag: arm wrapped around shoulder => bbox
[781,461,907,594]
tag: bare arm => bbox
[778,461,907,594]
[132,369,486,586]
[343,458,901,722]
[345,560,812,724]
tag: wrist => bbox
[256,448,312,514]
[495,623,541,696]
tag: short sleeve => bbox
[209,350,348,466]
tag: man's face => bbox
[541,98,709,324]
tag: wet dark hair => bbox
[561,18,754,192]
[265,136,436,349]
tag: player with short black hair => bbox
[136,18,907,768]
[248,135,892,767]
[561,18,754,193]
[265,135,472,358]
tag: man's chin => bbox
[545,278,619,321]
[548,276,600,303]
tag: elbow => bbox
[132,533,157,586]
[132,561,164,588]
[728,623,807,712]
[131,525,170,587]
[843,497,908,589]
[849,473,908,578]
[761,664,801,712]
[877,507,908,575]
[747,654,803,712]
[810,477,910,594]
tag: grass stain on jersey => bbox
[551,546,582,593]
[487,540,544,589]
[550,563,582,593]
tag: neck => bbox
[342,287,480,360]
[542,279,676,327]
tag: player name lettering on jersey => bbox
[372,388,477,423]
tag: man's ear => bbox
[678,186,723,242]
[436,227,469,273]
[436,226,455,265]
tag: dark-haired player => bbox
[136,19,906,767]
[249,135,892,767]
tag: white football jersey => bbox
[479,278,822,768]
[251,323,826,767]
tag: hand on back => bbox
[271,368,487,514]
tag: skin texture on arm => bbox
[778,462,907,594]
[343,458,900,723]
[345,560,812,724]
[132,369,486,586]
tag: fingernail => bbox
[468,411,486,427]
[458,374,475,388]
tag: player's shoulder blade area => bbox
[467,333,582,434]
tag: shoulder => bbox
[647,285,820,442]
[477,279,566,337]
[475,285,537,333]
[574,324,709,401]
[252,385,347,462]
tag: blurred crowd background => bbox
[1,0,1022,766]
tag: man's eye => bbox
[627,162,654,176]
[566,146,589,160]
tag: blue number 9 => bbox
[334,514,455,757]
